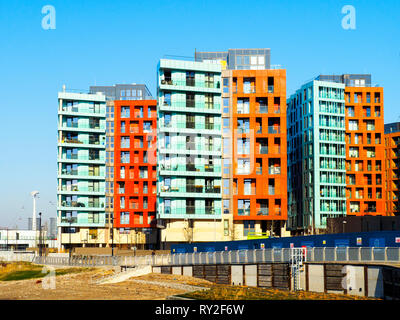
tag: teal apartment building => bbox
[287,79,347,234]
[156,58,224,244]
[57,89,107,248]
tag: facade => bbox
[287,79,347,234]
[195,48,271,70]
[223,69,288,239]
[0,229,57,251]
[90,84,153,101]
[385,122,400,216]
[57,89,107,249]
[157,58,223,245]
[344,86,385,216]
[318,75,385,216]
[113,99,158,248]
[89,84,154,249]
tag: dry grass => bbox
[180,284,380,300]
[0,262,96,281]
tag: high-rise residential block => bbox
[385,122,400,216]
[222,69,288,239]
[91,84,155,248]
[57,89,107,248]
[318,75,385,216]
[113,99,158,248]
[287,79,347,234]
[157,58,223,245]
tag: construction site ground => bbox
[0,265,213,300]
[0,263,379,300]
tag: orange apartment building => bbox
[384,122,400,216]
[345,86,385,216]
[113,100,158,247]
[228,69,288,237]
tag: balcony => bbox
[238,208,251,216]
[257,105,268,114]
[61,217,78,224]
[268,126,280,134]
[269,167,281,175]
[205,186,221,193]
[257,208,268,216]
[259,146,268,154]
[186,122,195,129]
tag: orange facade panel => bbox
[113,100,158,228]
[385,131,400,216]
[345,87,386,216]
[231,69,287,221]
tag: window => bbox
[223,200,230,214]
[121,151,130,163]
[243,220,255,236]
[223,78,229,93]
[223,98,229,113]
[186,92,195,108]
[121,106,130,118]
[237,98,249,114]
[120,212,130,224]
[121,136,130,148]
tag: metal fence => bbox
[2,247,400,267]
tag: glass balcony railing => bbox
[160,163,221,174]
[238,208,251,216]
[259,146,268,154]
[61,217,78,224]
[268,126,280,134]
[257,208,269,216]
[269,167,281,175]
[160,79,221,89]
[257,105,268,114]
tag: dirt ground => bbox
[0,269,213,300]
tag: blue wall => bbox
[171,231,400,253]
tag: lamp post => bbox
[111,215,114,257]
[38,212,42,257]
[67,215,73,262]
[343,220,347,234]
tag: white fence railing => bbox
[1,247,400,267]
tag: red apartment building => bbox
[113,100,158,229]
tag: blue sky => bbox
[0,0,399,228]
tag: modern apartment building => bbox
[90,84,155,249]
[195,48,271,70]
[57,88,107,249]
[221,69,288,239]
[385,122,400,216]
[318,75,385,216]
[113,99,158,248]
[287,79,347,234]
[157,58,223,246]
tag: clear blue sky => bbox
[0,0,399,228]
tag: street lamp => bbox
[67,214,74,261]
[342,220,347,234]
[38,212,42,257]
[110,214,114,257]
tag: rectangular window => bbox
[121,106,130,118]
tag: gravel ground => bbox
[0,270,213,300]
